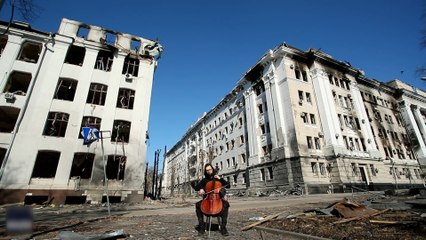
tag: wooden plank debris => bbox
[241,210,289,231]
[333,208,390,225]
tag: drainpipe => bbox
[0,33,54,181]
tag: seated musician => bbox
[193,163,230,236]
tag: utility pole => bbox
[158,146,167,200]
[144,162,148,198]
[151,150,157,198]
[154,149,161,199]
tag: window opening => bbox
[116,88,135,109]
[77,26,89,39]
[79,117,102,139]
[106,155,126,180]
[70,153,95,179]
[122,55,139,77]
[64,45,85,66]
[86,83,108,105]
[111,120,131,143]
[268,166,273,179]
[131,38,140,52]
[94,50,114,71]
[31,151,60,178]
[0,106,20,133]
[0,36,7,57]
[54,78,77,101]
[3,72,32,95]
[0,148,6,168]
[43,112,69,137]
[17,41,42,63]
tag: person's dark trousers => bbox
[195,200,205,226]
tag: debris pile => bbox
[242,196,426,240]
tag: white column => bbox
[399,102,426,167]
[310,66,345,156]
[413,106,426,146]
[244,87,260,165]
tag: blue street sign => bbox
[81,127,101,145]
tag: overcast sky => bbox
[1,0,425,168]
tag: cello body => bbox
[200,179,223,216]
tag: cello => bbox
[200,178,223,216]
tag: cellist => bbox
[193,163,230,236]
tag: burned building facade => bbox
[164,44,426,196]
[0,18,162,204]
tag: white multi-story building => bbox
[164,43,426,195]
[0,18,162,204]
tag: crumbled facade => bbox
[0,18,162,204]
[164,44,426,196]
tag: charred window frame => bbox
[94,49,114,72]
[78,116,102,139]
[17,41,42,63]
[54,78,78,101]
[31,151,60,178]
[43,112,69,137]
[3,71,32,95]
[111,120,131,143]
[106,155,126,180]
[116,88,135,109]
[86,83,108,105]
[122,55,139,76]
[64,45,86,66]
[253,81,265,96]
[0,106,20,133]
[0,36,7,57]
[70,153,95,179]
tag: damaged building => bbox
[0,18,162,204]
[164,43,426,196]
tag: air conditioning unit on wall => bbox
[125,73,134,81]
[4,92,15,100]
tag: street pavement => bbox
[0,192,369,239]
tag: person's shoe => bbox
[220,226,229,236]
[195,223,205,235]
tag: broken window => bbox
[64,45,85,66]
[116,88,135,109]
[122,55,139,77]
[0,36,7,57]
[77,26,89,39]
[43,112,69,137]
[3,72,32,95]
[307,136,313,149]
[70,153,95,179]
[111,120,131,143]
[0,106,19,132]
[78,116,102,139]
[31,151,60,178]
[53,78,78,101]
[106,155,126,180]
[268,167,273,180]
[0,147,6,168]
[17,41,42,63]
[86,83,108,105]
[253,81,265,96]
[94,49,114,72]
[314,137,321,149]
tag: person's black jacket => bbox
[192,167,230,197]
